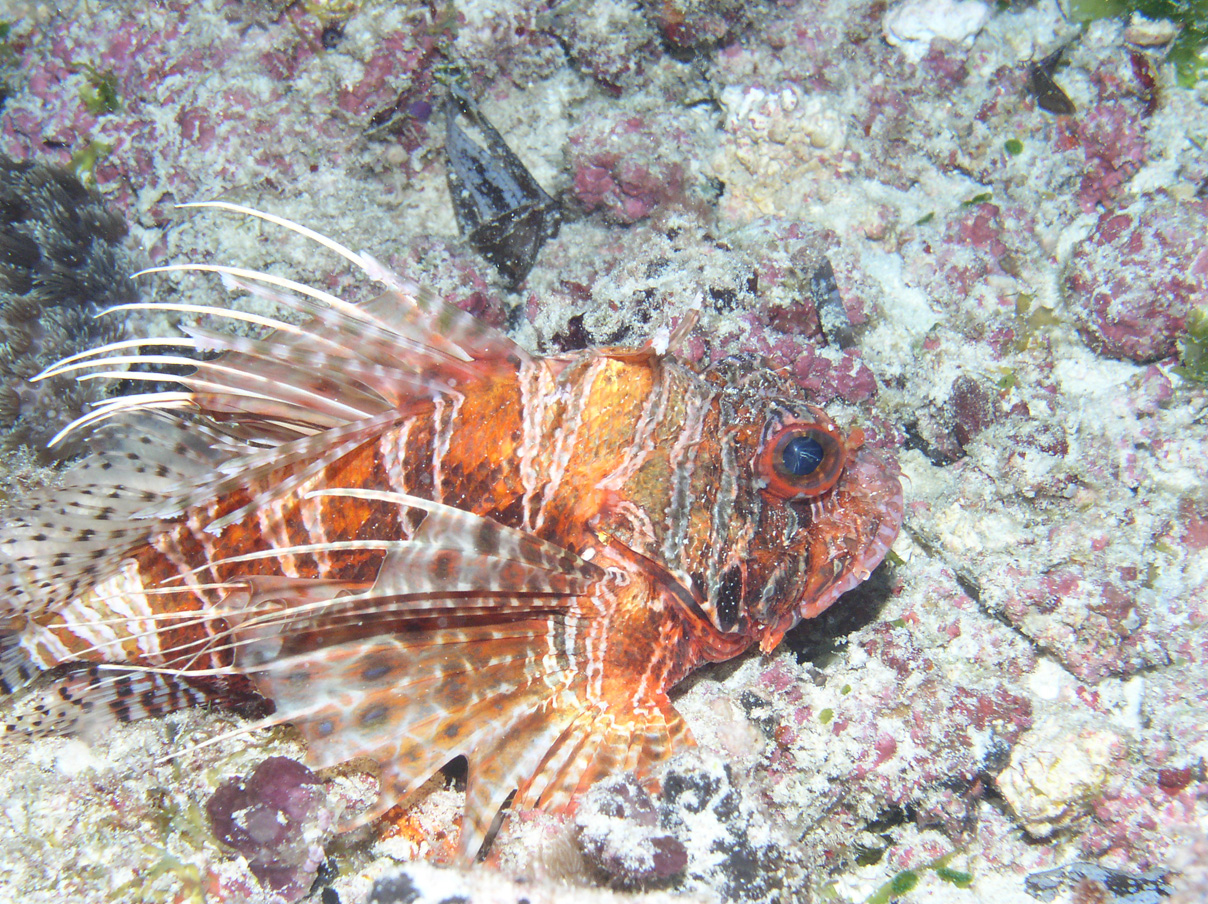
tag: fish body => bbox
[0,204,902,856]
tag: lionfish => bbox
[0,203,902,858]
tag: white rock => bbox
[883,0,992,63]
[997,716,1126,838]
[1124,14,1178,47]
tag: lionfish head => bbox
[695,356,904,654]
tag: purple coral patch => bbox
[1067,199,1208,362]
[576,774,688,887]
[206,756,332,901]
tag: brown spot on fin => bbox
[205,494,689,861]
[364,489,604,599]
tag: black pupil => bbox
[781,434,824,476]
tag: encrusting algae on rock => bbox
[0,202,902,862]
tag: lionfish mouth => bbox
[800,443,904,621]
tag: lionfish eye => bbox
[758,424,847,499]
[781,434,824,476]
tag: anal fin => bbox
[1,663,248,741]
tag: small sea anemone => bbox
[0,156,139,460]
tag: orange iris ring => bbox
[757,423,848,499]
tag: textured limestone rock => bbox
[998,716,1127,838]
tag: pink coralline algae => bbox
[758,618,1034,850]
[206,757,333,902]
[998,560,1157,684]
[1066,198,1208,362]
[336,32,434,117]
[575,774,688,888]
[791,345,879,406]
[1052,102,1149,214]
[946,202,1010,267]
[569,117,689,224]
[643,0,748,50]
[759,575,1036,861]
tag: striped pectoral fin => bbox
[240,624,582,845]
[215,501,684,859]
[513,693,692,816]
[235,610,686,859]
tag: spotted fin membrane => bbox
[0,203,686,859]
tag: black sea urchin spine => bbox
[0,156,139,459]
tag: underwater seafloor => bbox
[0,0,1206,902]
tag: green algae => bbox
[850,853,973,903]
[936,865,974,887]
[76,63,121,115]
[1065,0,1208,87]
[1014,294,1063,351]
[1174,308,1208,383]
[69,138,113,187]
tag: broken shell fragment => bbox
[444,85,562,287]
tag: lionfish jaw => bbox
[758,617,795,655]
[796,445,905,623]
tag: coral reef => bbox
[548,0,659,92]
[0,0,1206,901]
[366,860,701,904]
[1066,198,1208,362]
[999,716,1129,838]
[575,774,689,888]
